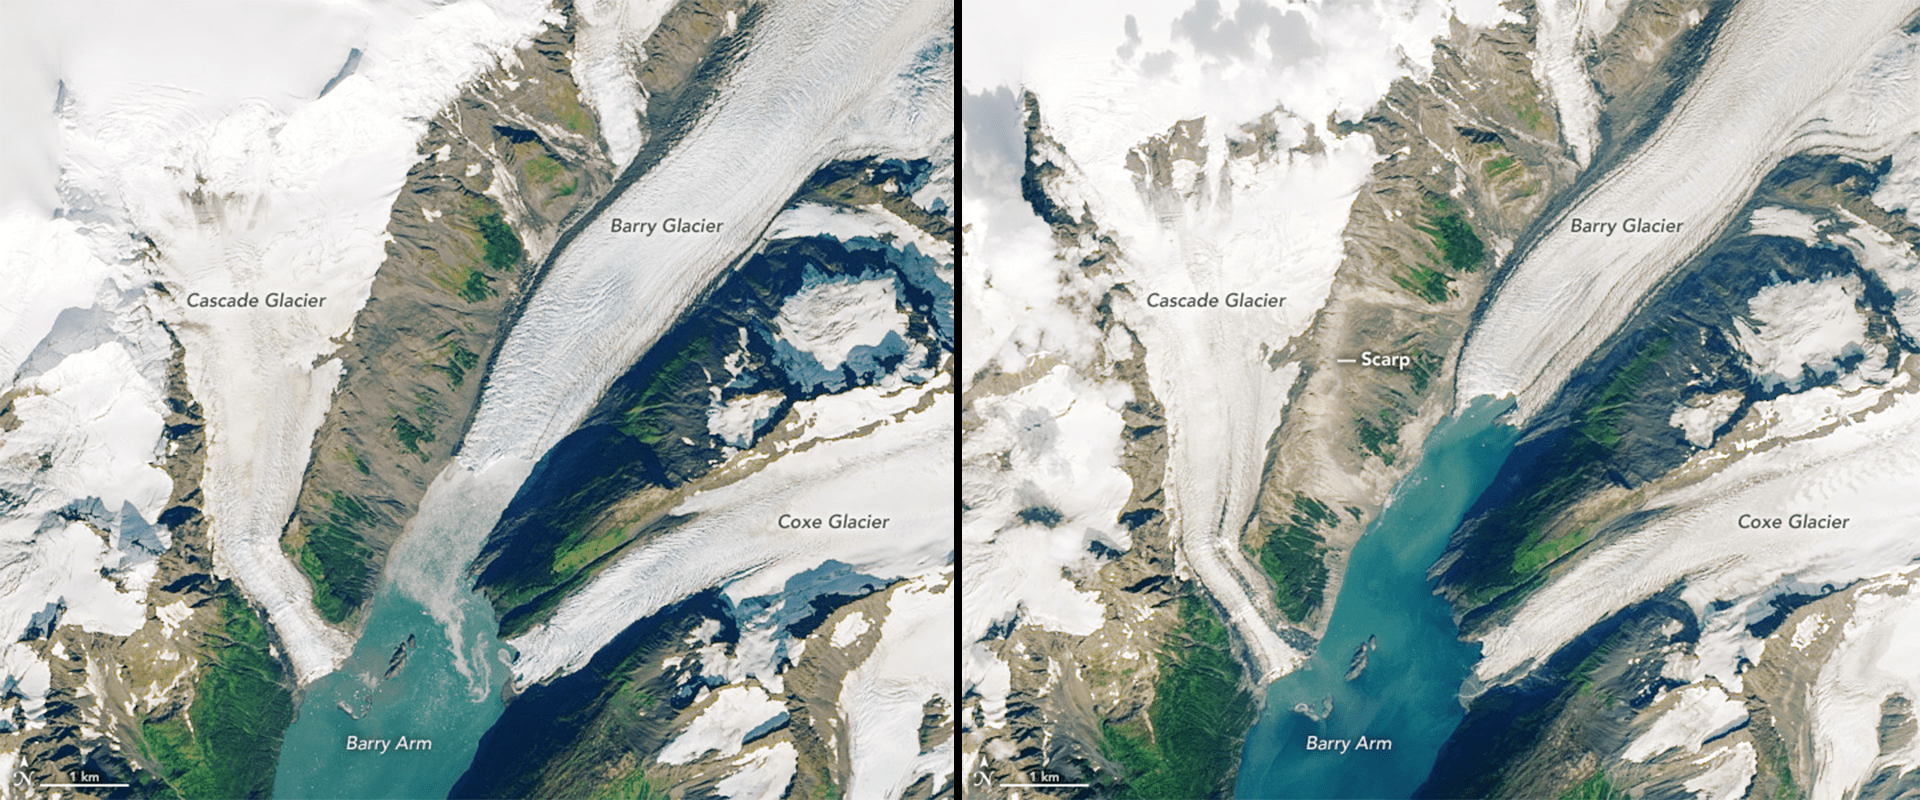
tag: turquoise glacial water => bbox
[1235,398,1518,799]
[271,587,507,799]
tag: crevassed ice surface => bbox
[386,0,952,663]
[1457,0,1920,425]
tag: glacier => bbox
[503,393,952,688]
[963,0,1523,685]
[1530,0,1629,167]
[381,0,951,695]
[30,0,566,683]
[1807,569,1920,800]
[839,570,954,800]
[1458,0,1920,425]
[1472,363,1920,685]
[569,0,676,168]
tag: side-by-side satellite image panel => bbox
[0,1,952,797]
[961,1,1920,798]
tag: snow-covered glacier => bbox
[32,0,568,683]
[1472,366,1920,675]
[504,391,953,688]
[385,0,951,682]
[460,0,948,469]
[1458,0,1920,425]
[1530,0,1629,167]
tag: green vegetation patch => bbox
[1559,771,1627,800]
[1393,265,1455,303]
[434,340,481,387]
[1418,196,1487,274]
[458,268,498,303]
[1483,155,1519,178]
[518,150,581,198]
[1408,351,1443,396]
[1456,336,1674,611]
[552,90,595,135]
[340,441,370,475]
[1356,407,1401,465]
[523,153,565,186]
[1099,592,1255,799]
[1255,494,1336,623]
[428,207,521,304]
[474,213,524,273]
[1513,95,1548,133]
[392,413,435,460]
[137,594,294,799]
[1764,739,1803,800]
[618,336,710,445]
[590,769,667,800]
[291,492,378,623]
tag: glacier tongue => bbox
[1808,569,1920,800]
[1457,0,1920,426]
[569,0,676,169]
[1531,0,1629,167]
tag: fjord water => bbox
[271,587,507,799]
[1236,399,1518,799]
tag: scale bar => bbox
[1000,783,1091,788]
[42,783,131,788]
[1335,358,1357,363]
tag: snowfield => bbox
[707,391,785,449]
[1669,390,1743,448]
[0,220,185,732]
[962,366,1130,644]
[773,275,910,374]
[1684,742,1758,800]
[1622,683,1748,763]
[840,570,954,800]
[657,684,788,765]
[1731,275,1871,391]
[1458,0,1920,425]
[714,741,799,800]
